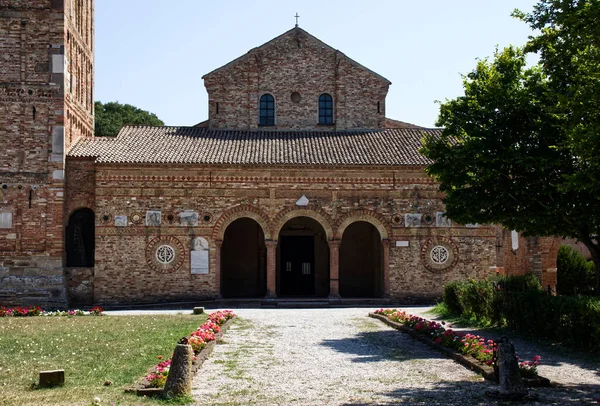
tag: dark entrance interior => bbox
[280,235,315,296]
[66,208,95,267]
[221,218,267,298]
[339,221,383,297]
[278,216,329,297]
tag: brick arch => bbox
[272,206,334,241]
[335,210,391,240]
[213,205,272,240]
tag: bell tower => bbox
[0,0,94,308]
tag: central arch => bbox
[221,217,267,298]
[277,216,330,297]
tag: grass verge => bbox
[0,314,206,405]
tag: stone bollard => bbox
[163,338,193,398]
[486,337,529,400]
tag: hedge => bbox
[442,275,600,352]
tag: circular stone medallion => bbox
[146,236,185,273]
[420,237,459,273]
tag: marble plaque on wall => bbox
[191,237,209,274]
[145,210,161,226]
[0,212,12,229]
[179,210,199,226]
[404,213,422,227]
[436,212,451,227]
[114,215,128,227]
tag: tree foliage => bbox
[94,101,164,137]
[557,245,595,295]
[421,0,600,293]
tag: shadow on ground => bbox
[340,380,600,405]
[320,330,442,363]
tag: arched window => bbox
[318,94,333,125]
[259,94,275,126]
[66,208,95,267]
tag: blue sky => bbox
[95,0,539,128]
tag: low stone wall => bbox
[65,267,94,307]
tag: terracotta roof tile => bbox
[68,126,439,166]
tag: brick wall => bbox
[497,228,559,292]
[204,28,390,131]
[0,0,93,309]
[81,162,498,304]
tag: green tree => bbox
[421,0,600,293]
[557,245,595,295]
[94,101,164,137]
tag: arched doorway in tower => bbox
[339,221,383,297]
[66,208,95,267]
[277,216,329,297]
[221,218,267,298]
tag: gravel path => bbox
[190,308,599,405]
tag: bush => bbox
[442,280,464,315]
[441,273,600,352]
[557,245,595,296]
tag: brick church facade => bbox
[0,1,558,307]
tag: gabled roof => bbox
[68,126,439,166]
[202,26,391,85]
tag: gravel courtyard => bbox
[191,308,599,405]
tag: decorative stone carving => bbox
[422,213,435,225]
[420,236,459,273]
[404,213,422,227]
[430,245,449,264]
[130,212,143,225]
[436,212,452,227]
[191,237,209,275]
[114,215,128,227]
[145,236,185,273]
[145,210,161,227]
[179,210,199,226]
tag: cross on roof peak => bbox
[294,12,300,27]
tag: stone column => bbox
[382,239,390,298]
[265,240,277,299]
[328,240,341,299]
[214,240,222,299]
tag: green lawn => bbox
[0,314,206,405]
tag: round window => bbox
[291,92,302,103]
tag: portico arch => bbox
[335,210,390,240]
[339,221,384,298]
[213,205,271,241]
[220,217,267,298]
[272,207,334,242]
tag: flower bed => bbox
[135,310,236,394]
[371,309,551,387]
[0,306,104,317]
